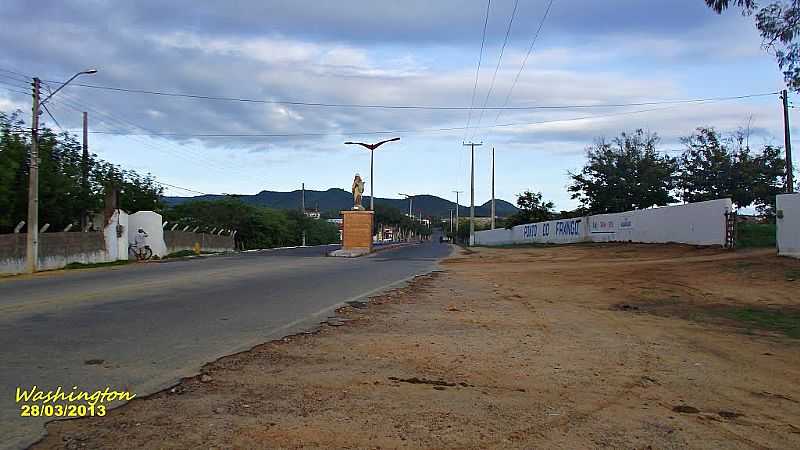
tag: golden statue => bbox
[352,173,365,210]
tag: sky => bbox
[0,0,794,210]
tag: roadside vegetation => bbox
[736,222,777,248]
[164,198,340,250]
[0,112,163,233]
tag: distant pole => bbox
[491,147,496,230]
[782,90,795,193]
[449,209,453,236]
[80,111,89,231]
[26,78,41,273]
[463,142,482,246]
[453,190,463,243]
[301,182,306,246]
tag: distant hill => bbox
[164,188,518,218]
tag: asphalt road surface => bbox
[0,240,452,449]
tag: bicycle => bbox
[129,243,153,261]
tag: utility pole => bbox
[491,147,496,230]
[463,142,482,246]
[782,90,795,193]
[449,209,454,237]
[26,78,41,273]
[301,182,306,246]
[452,190,463,243]
[80,111,89,231]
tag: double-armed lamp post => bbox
[27,69,97,273]
[344,137,400,211]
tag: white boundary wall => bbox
[475,217,588,246]
[589,199,731,246]
[475,199,732,247]
[777,194,800,258]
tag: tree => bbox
[163,198,340,250]
[706,0,800,90]
[505,191,554,228]
[751,144,787,214]
[0,109,166,233]
[568,130,678,214]
[677,127,785,213]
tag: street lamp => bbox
[398,193,414,219]
[41,69,98,106]
[26,69,97,273]
[344,137,400,211]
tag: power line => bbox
[493,0,554,125]
[466,0,492,139]
[86,97,760,139]
[471,0,520,140]
[42,89,245,177]
[37,78,774,110]
[1,66,778,112]
[152,180,211,196]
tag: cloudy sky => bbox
[0,0,792,209]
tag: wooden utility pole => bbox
[26,78,41,273]
[491,147,496,230]
[463,142,482,246]
[782,90,795,193]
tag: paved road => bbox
[0,240,451,449]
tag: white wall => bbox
[777,194,800,258]
[473,228,514,246]
[475,199,732,247]
[475,218,588,246]
[589,199,732,246]
[128,211,167,257]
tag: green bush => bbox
[736,222,776,248]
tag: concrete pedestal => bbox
[331,210,374,257]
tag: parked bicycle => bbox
[129,243,153,261]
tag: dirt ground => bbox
[35,243,800,449]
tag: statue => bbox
[352,173,365,210]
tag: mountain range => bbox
[165,188,518,218]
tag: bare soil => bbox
[35,243,800,449]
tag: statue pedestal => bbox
[331,210,374,257]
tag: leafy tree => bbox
[568,130,678,214]
[706,0,800,90]
[164,198,340,249]
[751,144,787,214]
[677,127,785,213]
[373,203,430,239]
[505,190,554,228]
[0,109,167,233]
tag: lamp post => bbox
[398,193,414,218]
[26,69,97,273]
[344,137,400,211]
